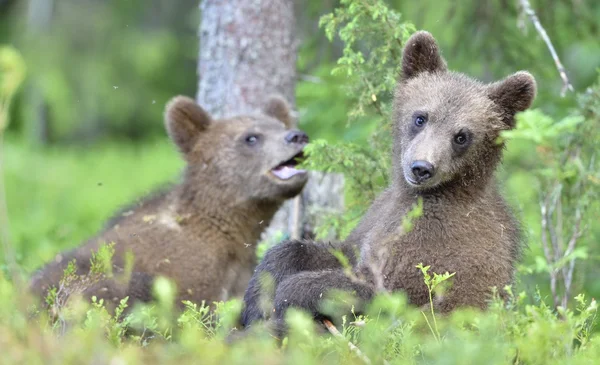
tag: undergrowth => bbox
[1,265,597,365]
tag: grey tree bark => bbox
[197,0,343,241]
[25,0,54,145]
[198,0,296,116]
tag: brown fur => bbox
[30,95,310,307]
[241,31,536,328]
[353,31,535,311]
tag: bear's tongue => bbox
[271,165,306,180]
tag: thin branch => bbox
[562,207,583,308]
[361,76,385,117]
[540,199,559,308]
[546,194,561,270]
[323,319,372,365]
[518,0,574,96]
[563,208,582,262]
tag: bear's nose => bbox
[285,130,309,144]
[411,160,435,182]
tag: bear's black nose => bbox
[411,160,435,182]
[285,130,309,144]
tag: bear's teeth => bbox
[272,166,306,180]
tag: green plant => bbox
[416,263,456,342]
[0,46,26,131]
[301,0,415,240]
[0,46,25,280]
[501,75,600,309]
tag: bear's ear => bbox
[164,96,212,154]
[487,71,537,127]
[401,31,447,80]
[263,95,295,129]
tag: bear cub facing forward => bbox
[31,95,309,307]
[241,31,536,329]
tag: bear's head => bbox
[393,31,536,192]
[164,95,309,202]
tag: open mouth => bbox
[270,151,307,180]
[405,176,420,186]
[403,171,427,187]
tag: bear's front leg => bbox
[241,239,357,327]
[272,270,374,334]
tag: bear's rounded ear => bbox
[487,71,537,127]
[263,95,295,129]
[401,31,447,81]
[164,96,211,154]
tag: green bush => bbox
[0,269,598,364]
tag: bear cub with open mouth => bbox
[31,95,309,308]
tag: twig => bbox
[322,319,372,365]
[540,199,559,308]
[518,0,574,96]
[361,76,385,118]
[290,196,303,240]
[562,206,583,308]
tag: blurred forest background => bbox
[1,0,600,309]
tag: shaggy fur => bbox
[30,95,309,307]
[241,31,536,331]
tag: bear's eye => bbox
[245,135,259,145]
[414,115,427,127]
[454,132,468,145]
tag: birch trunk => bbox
[197,0,343,242]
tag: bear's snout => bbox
[410,160,435,183]
[285,130,309,145]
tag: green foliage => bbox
[89,242,116,277]
[5,0,198,142]
[85,295,130,347]
[296,66,376,144]
[2,270,599,364]
[501,75,600,307]
[401,197,423,234]
[0,46,26,131]
[302,139,389,239]
[320,0,414,119]
[1,137,182,272]
[302,0,415,238]
[502,110,584,145]
[393,0,600,109]
[416,263,456,342]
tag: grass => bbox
[2,136,183,272]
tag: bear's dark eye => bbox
[454,132,468,145]
[245,135,259,145]
[414,115,427,127]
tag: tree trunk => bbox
[197,0,344,242]
[198,0,296,117]
[25,0,54,145]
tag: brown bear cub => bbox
[241,31,536,330]
[30,95,309,307]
